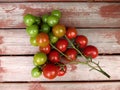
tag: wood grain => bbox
[0,56,120,81]
[0,3,119,28]
[0,29,120,55]
[1,82,120,90]
[0,0,120,2]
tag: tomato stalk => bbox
[65,35,110,78]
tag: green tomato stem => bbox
[64,35,110,78]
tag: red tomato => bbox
[75,35,88,49]
[57,63,67,76]
[66,27,77,39]
[65,48,77,61]
[83,45,98,58]
[48,50,60,63]
[56,39,68,52]
[43,63,58,79]
[36,33,49,47]
[39,44,51,54]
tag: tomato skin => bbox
[51,10,61,19]
[36,32,49,47]
[52,24,66,38]
[39,44,51,54]
[48,50,60,63]
[75,35,88,49]
[31,67,42,78]
[49,33,58,44]
[57,63,67,76]
[43,64,58,79]
[65,48,77,61]
[56,39,68,52]
[30,36,38,46]
[66,27,77,39]
[83,45,98,58]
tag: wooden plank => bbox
[0,56,120,81]
[0,29,120,55]
[0,3,119,28]
[0,0,120,2]
[1,82,120,90]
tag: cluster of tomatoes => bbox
[23,10,99,79]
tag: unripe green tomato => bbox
[30,36,38,46]
[42,14,49,23]
[31,67,42,78]
[24,14,36,26]
[49,33,58,44]
[51,10,61,19]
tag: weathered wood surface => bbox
[0,0,120,2]
[0,56,120,81]
[0,3,119,28]
[1,82,120,90]
[0,29,120,55]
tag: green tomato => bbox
[51,10,61,19]
[34,52,47,66]
[30,37,38,46]
[23,14,36,26]
[49,33,58,44]
[26,25,39,37]
[41,23,50,33]
[47,15,59,27]
[31,67,42,78]
[42,14,49,23]
[35,17,41,25]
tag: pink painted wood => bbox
[0,29,120,55]
[0,3,119,28]
[0,82,120,90]
[0,56,120,81]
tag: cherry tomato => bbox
[42,14,49,23]
[43,63,58,79]
[75,35,88,49]
[49,33,58,44]
[57,63,67,76]
[83,45,98,58]
[41,23,50,33]
[51,10,61,19]
[66,27,77,39]
[65,48,77,61]
[36,32,49,47]
[26,25,39,37]
[30,36,38,46]
[52,24,66,38]
[47,15,59,27]
[24,14,36,26]
[48,50,60,63]
[31,67,42,78]
[56,39,68,52]
[35,17,41,25]
[39,44,51,54]
[34,52,47,66]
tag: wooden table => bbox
[0,0,120,90]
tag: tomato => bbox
[30,36,38,46]
[83,45,98,58]
[36,32,49,47]
[34,52,47,66]
[31,67,42,78]
[24,14,36,26]
[41,23,50,33]
[42,14,49,23]
[43,63,58,79]
[47,15,59,27]
[56,39,68,52]
[65,48,77,61]
[57,63,67,76]
[75,35,88,49]
[49,33,58,44]
[26,25,39,37]
[39,44,51,54]
[51,10,61,19]
[35,17,41,25]
[52,24,66,38]
[66,27,77,39]
[48,50,60,63]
